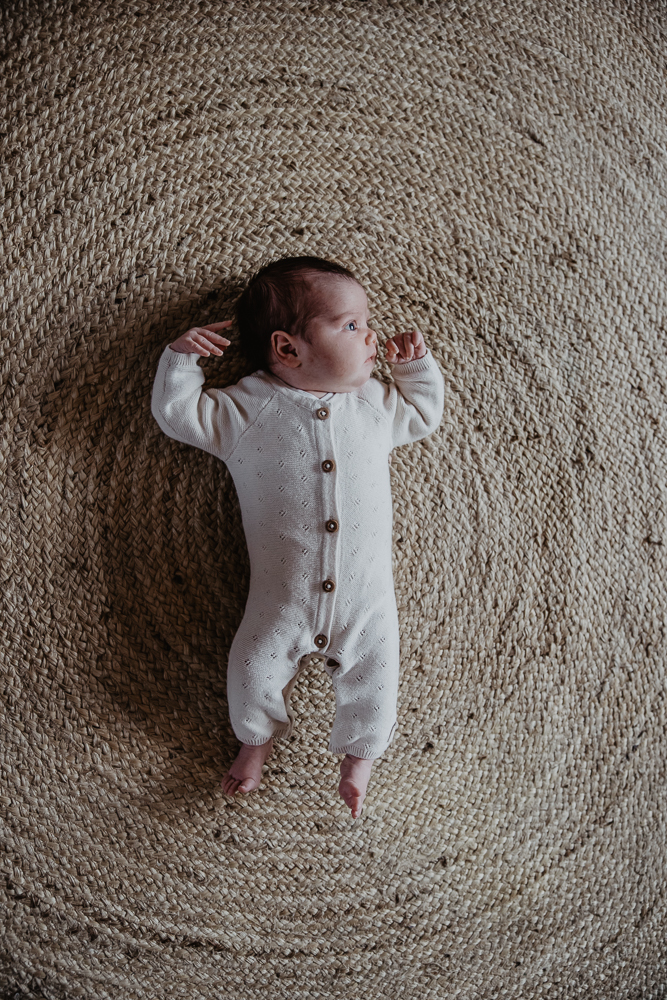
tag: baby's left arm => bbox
[375,329,445,448]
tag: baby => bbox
[151,256,444,818]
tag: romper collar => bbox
[255,370,349,412]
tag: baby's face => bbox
[271,276,378,393]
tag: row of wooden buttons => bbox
[314,406,335,650]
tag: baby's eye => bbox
[345,321,357,331]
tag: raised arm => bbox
[380,328,445,448]
[386,349,445,448]
[151,322,251,463]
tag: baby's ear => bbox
[270,330,301,368]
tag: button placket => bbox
[313,402,339,652]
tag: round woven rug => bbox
[2,1,666,997]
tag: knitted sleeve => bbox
[150,346,266,463]
[366,349,445,449]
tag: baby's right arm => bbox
[151,322,248,463]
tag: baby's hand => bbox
[385,329,427,364]
[170,320,233,356]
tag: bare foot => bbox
[339,754,375,819]
[222,739,273,795]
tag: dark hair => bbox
[235,255,359,372]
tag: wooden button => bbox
[321,459,335,473]
[316,407,329,420]
[322,579,335,592]
[325,519,339,533]
[314,634,328,648]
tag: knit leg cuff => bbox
[329,722,397,760]
[329,743,379,759]
[329,723,397,760]
[236,723,292,746]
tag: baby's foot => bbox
[339,754,375,819]
[222,739,273,795]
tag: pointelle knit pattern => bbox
[151,345,445,758]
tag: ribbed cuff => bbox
[239,736,275,746]
[390,348,435,377]
[328,743,384,759]
[235,723,293,745]
[160,346,203,369]
[330,721,397,759]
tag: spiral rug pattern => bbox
[2,2,667,997]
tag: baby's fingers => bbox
[189,329,228,355]
[395,332,415,361]
[398,330,425,361]
[201,321,233,342]
[408,328,427,358]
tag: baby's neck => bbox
[299,388,330,398]
[270,371,331,398]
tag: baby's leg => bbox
[222,638,312,795]
[325,607,401,818]
[222,738,274,795]
[226,629,306,746]
[326,649,399,760]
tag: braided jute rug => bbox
[2,1,667,997]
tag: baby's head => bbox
[235,256,378,393]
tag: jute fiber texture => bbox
[1,1,666,997]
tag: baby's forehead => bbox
[303,274,367,317]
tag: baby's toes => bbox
[238,775,260,793]
[348,794,363,819]
[339,781,361,813]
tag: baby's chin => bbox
[332,368,374,393]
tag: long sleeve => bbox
[363,349,445,449]
[150,346,268,463]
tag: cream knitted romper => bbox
[151,345,445,759]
